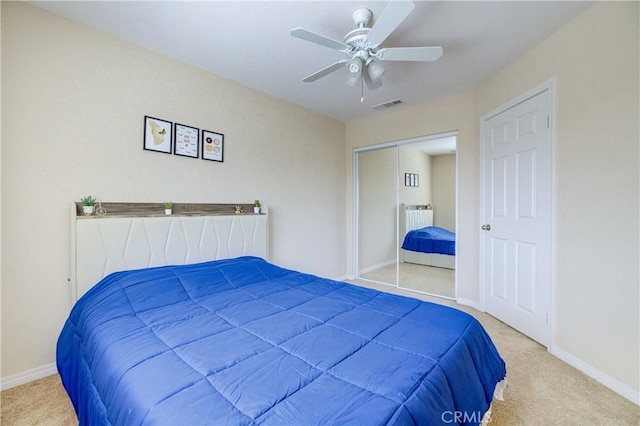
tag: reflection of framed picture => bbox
[404,172,419,187]
[202,130,224,162]
[143,116,172,154]
[174,123,199,158]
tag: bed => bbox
[58,203,506,425]
[400,205,455,269]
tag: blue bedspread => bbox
[57,256,505,425]
[402,226,456,255]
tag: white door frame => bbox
[479,79,557,348]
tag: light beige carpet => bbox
[1,373,76,425]
[2,282,639,425]
[361,262,455,298]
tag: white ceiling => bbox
[411,135,457,155]
[30,1,594,122]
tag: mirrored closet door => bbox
[397,137,456,298]
[355,133,457,299]
[356,146,398,287]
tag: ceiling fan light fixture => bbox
[366,59,385,83]
[346,74,360,87]
[347,57,363,75]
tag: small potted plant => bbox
[81,196,96,216]
[253,200,261,214]
[164,202,174,215]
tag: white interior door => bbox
[481,87,553,346]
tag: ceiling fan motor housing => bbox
[352,8,372,28]
[344,28,371,54]
[343,14,380,85]
[345,8,377,56]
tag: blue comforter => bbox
[402,226,456,255]
[57,256,505,425]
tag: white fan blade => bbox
[302,60,348,82]
[376,46,443,62]
[367,1,415,48]
[291,28,348,51]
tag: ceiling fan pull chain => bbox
[360,77,364,102]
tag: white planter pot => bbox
[82,205,95,216]
[165,209,172,215]
[254,207,261,214]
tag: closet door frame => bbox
[353,130,459,297]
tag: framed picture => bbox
[173,123,200,158]
[202,130,224,162]
[143,116,172,154]
[404,173,419,187]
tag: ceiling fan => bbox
[290,0,443,97]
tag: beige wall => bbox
[348,1,639,397]
[0,1,3,377]
[431,154,455,231]
[1,3,345,378]
[399,145,431,205]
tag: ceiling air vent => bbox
[372,99,403,111]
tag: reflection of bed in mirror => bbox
[400,204,455,269]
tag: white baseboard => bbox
[456,297,481,311]
[0,363,57,391]
[549,346,640,406]
[358,259,396,275]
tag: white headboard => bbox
[70,203,268,302]
[401,204,433,235]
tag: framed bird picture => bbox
[143,116,173,154]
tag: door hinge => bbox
[546,115,550,128]
[545,311,549,324]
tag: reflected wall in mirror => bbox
[398,136,457,299]
[357,147,398,286]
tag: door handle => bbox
[481,224,491,231]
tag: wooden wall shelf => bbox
[74,202,259,218]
